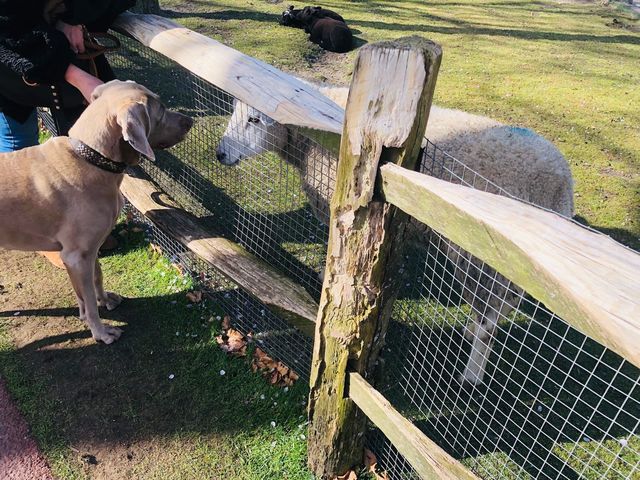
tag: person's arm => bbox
[64,63,103,102]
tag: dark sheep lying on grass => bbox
[215,81,574,387]
[279,5,353,53]
[279,5,344,28]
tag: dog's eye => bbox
[247,117,261,124]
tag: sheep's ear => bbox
[117,101,155,161]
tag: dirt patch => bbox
[0,246,291,480]
[0,378,54,480]
[291,50,353,86]
[0,249,141,479]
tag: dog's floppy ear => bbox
[288,5,294,10]
[117,101,155,161]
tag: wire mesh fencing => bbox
[100,35,639,479]
[367,142,639,480]
[370,232,640,479]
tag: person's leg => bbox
[0,109,38,153]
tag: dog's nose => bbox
[216,151,226,162]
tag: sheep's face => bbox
[216,100,288,166]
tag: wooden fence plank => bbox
[120,171,318,337]
[112,12,342,152]
[348,372,480,480]
[307,37,442,478]
[380,163,640,367]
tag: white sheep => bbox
[215,83,574,386]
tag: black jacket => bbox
[0,0,134,122]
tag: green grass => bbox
[161,0,640,251]
[0,228,312,479]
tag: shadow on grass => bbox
[160,3,640,45]
[0,285,310,470]
[162,8,278,23]
[573,214,640,253]
[350,18,640,45]
[162,7,368,52]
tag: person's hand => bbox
[55,20,85,54]
[64,64,103,102]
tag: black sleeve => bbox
[0,27,73,84]
[60,0,135,29]
[0,0,75,84]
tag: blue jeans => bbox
[0,110,38,153]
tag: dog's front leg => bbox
[94,259,122,311]
[62,250,122,344]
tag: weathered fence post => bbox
[307,37,442,478]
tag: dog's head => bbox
[84,80,193,164]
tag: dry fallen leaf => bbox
[364,448,377,473]
[150,243,162,255]
[131,226,144,233]
[216,319,299,388]
[126,211,135,222]
[215,328,247,357]
[364,448,389,480]
[186,290,203,303]
[251,348,299,388]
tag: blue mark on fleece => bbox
[508,126,534,137]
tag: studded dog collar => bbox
[69,138,127,174]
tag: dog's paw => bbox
[93,326,123,344]
[98,292,123,311]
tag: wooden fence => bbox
[113,12,640,480]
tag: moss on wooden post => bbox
[307,36,442,478]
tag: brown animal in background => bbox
[0,80,193,344]
[279,5,353,53]
[306,16,353,53]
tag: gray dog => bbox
[0,80,193,344]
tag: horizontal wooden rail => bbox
[380,163,640,367]
[120,171,318,337]
[112,12,343,151]
[348,373,480,480]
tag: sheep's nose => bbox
[216,151,226,162]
